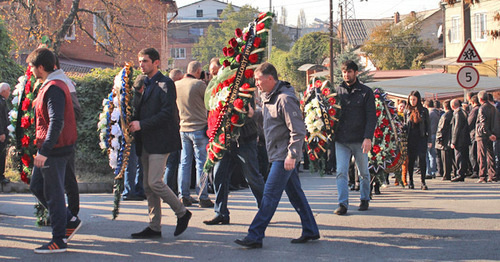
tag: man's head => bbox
[424,99,434,108]
[434,100,441,109]
[26,48,56,80]
[209,58,221,77]
[133,75,147,93]
[443,99,451,111]
[0,83,10,99]
[169,69,184,81]
[470,95,479,106]
[450,99,461,110]
[466,91,477,103]
[187,61,202,79]
[478,90,488,104]
[138,48,160,78]
[254,62,278,93]
[341,60,358,86]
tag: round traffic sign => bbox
[457,66,479,89]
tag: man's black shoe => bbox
[203,215,230,225]
[358,200,369,211]
[174,210,191,236]
[291,234,320,243]
[123,195,145,201]
[234,238,262,248]
[451,176,465,182]
[131,227,161,239]
[334,204,347,215]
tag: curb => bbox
[0,182,113,194]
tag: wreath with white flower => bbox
[302,77,341,174]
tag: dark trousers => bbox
[325,142,336,172]
[441,149,455,179]
[65,148,79,217]
[454,146,469,177]
[30,154,73,241]
[0,142,6,180]
[469,140,479,176]
[257,143,269,181]
[436,148,443,176]
[477,138,496,180]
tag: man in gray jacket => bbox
[235,62,319,248]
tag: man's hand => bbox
[129,121,141,132]
[490,135,497,142]
[247,104,254,118]
[284,156,296,171]
[361,138,372,154]
[428,143,432,148]
[34,153,48,168]
[0,134,5,143]
[450,144,455,149]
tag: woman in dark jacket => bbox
[404,91,432,190]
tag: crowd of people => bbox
[2,46,499,254]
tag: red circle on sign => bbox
[457,66,479,89]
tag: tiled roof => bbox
[342,19,392,47]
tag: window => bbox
[450,16,460,43]
[171,48,186,59]
[65,23,76,41]
[93,11,110,45]
[189,28,204,36]
[217,9,223,17]
[474,13,487,41]
[196,9,203,17]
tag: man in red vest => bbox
[27,48,78,254]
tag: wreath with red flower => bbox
[368,88,403,181]
[302,77,341,174]
[8,67,39,184]
[204,12,274,172]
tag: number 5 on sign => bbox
[457,66,479,89]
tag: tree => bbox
[283,31,339,90]
[0,19,23,87]
[297,9,307,29]
[333,47,372,86]
[0,0,172,58]
[362,17,435,70]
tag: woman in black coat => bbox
[404,91,432,190]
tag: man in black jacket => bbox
[0,83,10,185]
[333,60,376,215]
[475,91,497,183]
[467,95,480,178]
[129,48,191,238]
[435,100,455,180]
[450,99,470,182]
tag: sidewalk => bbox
[1,172,499,261]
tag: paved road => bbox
[1,173,499,261]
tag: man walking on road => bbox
[235,62,319,248]
[450,99,470,182]
[333,60,376,215]
[129,48,191,239]
[475,91,497,183]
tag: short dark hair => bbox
[434,100,441,108]
[133,75,147,90]
[443,99,451,110]
[471,95,479,105]
[488,93,494,102]
[138,48,160,62]
[255,62,278,81]
[341,60,358,72]
[26,48,56,73]
[424,100,434,108]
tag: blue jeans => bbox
[213,140,264,217]
[123,143,145,198]
[178,129,209,200]
[426,134,437,176]
[30,154,73,241]
[163,150,180,194]
[246,161,319,243]
[335,142,370,208]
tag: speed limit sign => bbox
[457,66,479,89]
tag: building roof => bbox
[365,73,500,99]
[341,19,392,47]
[369,68,444,81]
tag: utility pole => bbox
[329,0,334,83]
[268,0,272,60]
[339,3,344,54]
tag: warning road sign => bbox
[457,39,482,63]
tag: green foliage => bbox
[0,19,23,87]
[73,67,139,176]
[334,47,372,86]
[362,17,435,70]
[194,5,260,65]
